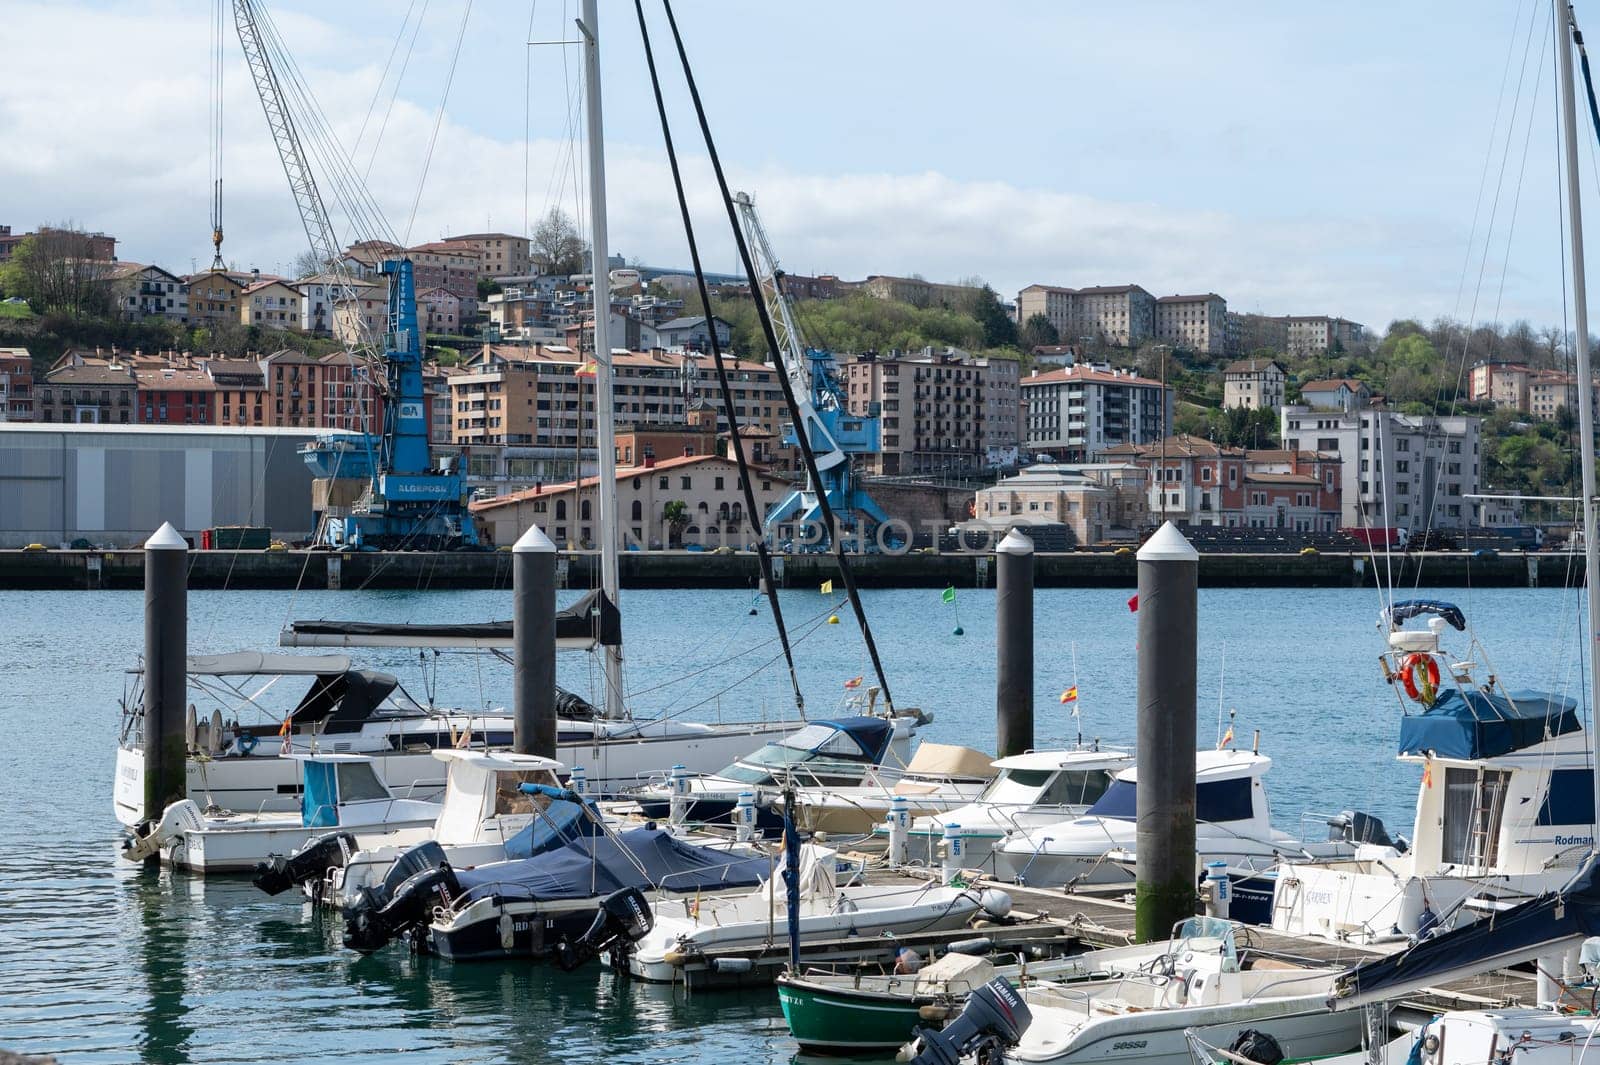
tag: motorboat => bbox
[342,820,773,961]
[1190,1008,1600,1065]
[623,716,921,835]
[905,916,1362,1065]
[627,845,1000,983]
[786,741,996,836]
[897,749,1135,874]
[1271,600,1594,946]
[252,748,566,903]
[992,749,1343,888]
[120,752,440,874]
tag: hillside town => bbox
[0,219,1567,551]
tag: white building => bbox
[1021,364,1171,463]
[109,264,190,324]
[1154,293,1227,355]
[1222,358,1287,411]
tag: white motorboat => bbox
[1270,601,1594,946]
[120,753,440,874]
[907,917,1361,1065]
[787,741,996,836]
[253,747,567,904]
[1191,1008,1600,1065]
[898,748,1134,874]
[627,844,1000,983]
[993,749,1333,888]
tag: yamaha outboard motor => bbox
[909,978,1032,1065]
[553,887,654,971]
[342,841,458,954]
[1228,1029,1285,1065]
[253,831,357,896]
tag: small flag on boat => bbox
[820,579,834,595]
[942,586,957,605]
[844,675,864,689]
[1126,593,1139,613]
[575,359,598,378]
[1059,686,1078,704]
[1217,725,1234,750]
[278,715,291,754]
[1422,756,1433,789]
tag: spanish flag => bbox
[575,359,598,378]
[843,675,863,689]
[1217,725,1234,750]
[820,579,834,595]
[1059,686,1078,704]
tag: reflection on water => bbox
[0,585,1590,1062]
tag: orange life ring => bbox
[1401,653,1441,705]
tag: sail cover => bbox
[1396,689,1580,760]
[1335,860,1600,1007]
[451,828,771,904]
[281,588,622,650]
[1380,599,1467,631]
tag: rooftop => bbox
[1223,358,1285,374]
[1300,377,1368,393]
[1022,365,1164,387]
[470,453,750,513]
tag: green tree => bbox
[477,277,502,300]
[1019,313,1059,349]
[0,225,114,317]
[531,207,588,276]
[971,285,1018,348]
[662,499,689,549]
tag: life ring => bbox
[1400,653,1440,705]
[236,732,260,755]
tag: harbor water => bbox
[2,583,1592,1063]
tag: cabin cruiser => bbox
[905,917,1362,1065]
[787,741,995,836]
[897,749,1134,874]
[1271,600,1593,946]
[253,748,566,904]
[627,844,1000,983]
[624,716,920,835]
[993,750,1354,888]
[121,753,440,874]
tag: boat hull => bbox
[777,977,928,1052]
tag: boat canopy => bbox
[289,669,400,733]
[450,827,771,904]
[1397,689,1581,760]
[278,588,622,650]
[182,652,354,676]
[815,717,894,761]
[1335,860,1600,1008]
[1381,599,1467,631]
[904,742,997,779]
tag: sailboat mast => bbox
[579,0,623,720]
[1554,0,1600,838]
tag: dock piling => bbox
[1134,521,1200,942]
[512,525,557,758]
[142,522,189,823]
[995,528,1035,758]
[887,795,910,868]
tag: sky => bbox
[2,0,1593,333]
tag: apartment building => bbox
[442,232,532,279]
[1222,358,1287,410]
[1281,404,1480,531]
[36,363,138,423]
[404,241,481,305]
[208,358,268,427]
[968,463,1149,545]
[133,364,215,425]
[1015,285,1076,339]
[469,453,786,550]
[296,275,374,334]
[841,349,1020,475]
[1154,293,1227,354]
[418,287,465,335]
[1285,315,1365,356]
[450,345,784,448]
[1300,377,1372,412]
[1100,435,1342,531]
[1014,284,1156,347]
[241,280,303,330]
[1227,313,1290,356]
[0,348,34,421]
[0,225,116,263]
[332,281,391,346]
[1468,361,1593,420]
[1021,364,1171,462]
[186,267,250,326]
[261,349,329,428]
[109,264,189,324]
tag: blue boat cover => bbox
[1382,599,1466,631]
[1337,859,1600,1004]
[820,717,893,760]
[1396,689,1580,760]
[501,797,603,861]
[452,828,771,904]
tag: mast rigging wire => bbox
[655,0,896,711]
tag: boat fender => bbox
[978,889,1012,919]
[710,957,755,975]
[917,1003,953,1023]
[1399,654,1440,705]
[945,937,994,957]
[236,732,259,755]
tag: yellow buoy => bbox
[827,615,840,624]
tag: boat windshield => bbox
[978,768,1111,807]
[1085,777,1255,823]
[716,725,876,784]
[1173,916,1239,972]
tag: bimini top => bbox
[183,652,354,676]
[280,588,622,650]
[815,717,894,761]
[1381,599,1466,632]
[1398,689,1581,760]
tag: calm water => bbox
[1,582,1594,1063]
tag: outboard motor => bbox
[342,842,458,954]
[1327,810,1396,849]
[909,978,1032,1065]
[1227,1029,1285,1065]
[253,831,357,896]
[552,887,654,971]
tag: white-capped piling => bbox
[1134,521,1200,943]
[668,763,690,832]
[512,525,557,758]
[886,795,911,868]
[142,523,189,823]
[942,822,966,884]
[1203,861,1231,919]
[995,528,1035,758]
[734,791,757,843]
